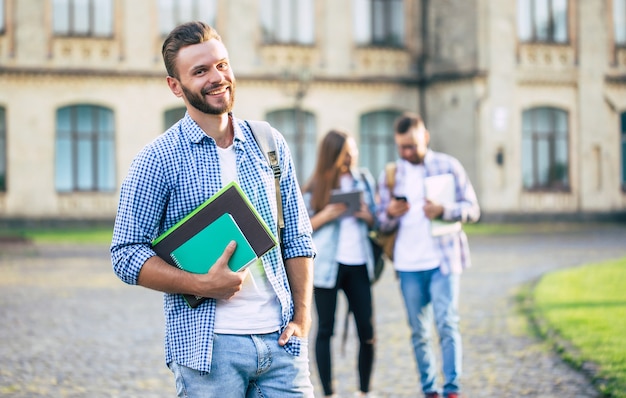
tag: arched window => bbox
[164,107,186,131]
[359,110,402,178]
[522,107,569,190]
[55,105,115,192]
[0,106,5,192]
[266,109,317,184]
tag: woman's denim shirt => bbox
[303,168,378,288]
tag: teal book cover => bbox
[170,213,257,274]
[151,181,278,308]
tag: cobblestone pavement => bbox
[1,223,625,397]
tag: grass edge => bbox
[515,279,614,397]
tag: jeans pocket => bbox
[284,334,309,357]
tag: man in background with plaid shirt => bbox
[377,112,480,398]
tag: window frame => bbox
[614,0,626,47]
[517,0,569,44]
[621,111,626,191]
[359,110,402,178]
[354,0,405,48]
[158,0,217,37]
[521,106,570,192]
[164,107,187,131]
[0,106,6,192]
[266,108,317,184]
[0,0,5,35]
[55,104,116,193]
[260,0,315,45]
[52,0,114,38]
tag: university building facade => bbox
[0,0,625,221]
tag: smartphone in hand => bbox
[394,196,407,202]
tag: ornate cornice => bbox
[0,65,487,90]
[0,66,165,79]
[236,69,486,87]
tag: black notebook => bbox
[152,181,278,308]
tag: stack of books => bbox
[152,181,278,308]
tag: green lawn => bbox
[530,257,626,398]
[0,226,113,245]
[0,220,517,245]
[0,220,606,244]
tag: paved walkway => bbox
[1,223,625,397]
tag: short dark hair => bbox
[394,112,424,135]
[161,21,222,79]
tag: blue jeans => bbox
[168,332,314,398]
[398,268,461,395]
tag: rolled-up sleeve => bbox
[440,157,480,224]
[111,147,167,285]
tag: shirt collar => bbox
[180,112,246,145]
[399,149,433,167]
[423,149,434,164]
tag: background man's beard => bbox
[407,154,425,165]
[182,84,235,115]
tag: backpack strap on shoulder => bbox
[246,120,284,245]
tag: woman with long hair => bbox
[302,129,378,397]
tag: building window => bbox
[164,107,186,131]
[53,0,114,37]
[0,0,5,34]
[359,110,402,177]
[158,0,216,37]
[266,109,316,184]
[260,0,315,45]
[0,107,5,192]
[621,111,626,189]
[354,0,404,47]
[522,107,569,191]
[615,0,626,46]
[55,105,115,192]
[517,0,568,43]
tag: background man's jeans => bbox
[398,268,461,395]
[169,332,314,398]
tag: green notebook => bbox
[170,213,258,274]
[152,181,278,308]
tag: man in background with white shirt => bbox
[377,112,480,398]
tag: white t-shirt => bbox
[214,143,282,334]
[393,162,440,272]
[335,174,367,265]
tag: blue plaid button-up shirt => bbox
[111,113,315,372]
[377,150,480,274]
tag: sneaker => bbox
[445,393,461,398]
[425,393,440,398]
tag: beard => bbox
[406,154,423,165]
[181,81,236,115]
